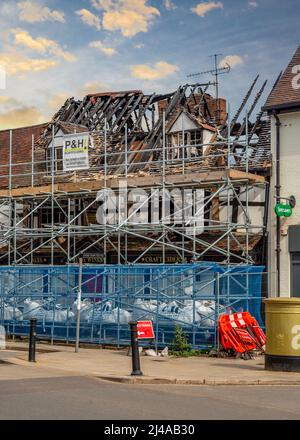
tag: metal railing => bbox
[0,263,266,350]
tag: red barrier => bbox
[218,312,266,354]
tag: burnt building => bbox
[0,81,271,266]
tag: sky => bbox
[0,0,299,129]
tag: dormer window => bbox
[167,130,203,160]
[46,145,63,173]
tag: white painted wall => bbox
[203,129,214,154]
[168,114,214,150]
[47,128,65,148]
[268,111,300,297]
[218,186,265,233]
[169,113,199,133]
[0,204,24,228]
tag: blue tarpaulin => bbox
[0,264,265,349]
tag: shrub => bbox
[170,325,206,357]
[170,325,192,353]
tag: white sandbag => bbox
[72,298,92,313]
[90,301,113,323]
[101,312,115,324]
[132,299,157,320]
[157,302,168,313]
[175,300,224,327]
[160,301,179,316]
[94,306,132,325]
[145,349,157,357]
[157,301,182,325]
[102,301,113,313]
[54,308,74,323]
[72,299,92,322]
[201,316,215,327]
[22,298,45,320]
[112,308,132,325]
[196,301,215,327]
[4,304,22,321]
[160,347,169,357]
[22,299,73,323]
[177,305,202,324]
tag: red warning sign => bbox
[137,321,155,340]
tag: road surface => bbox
[0,372,299,420]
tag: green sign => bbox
[275,203,293,218]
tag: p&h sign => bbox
[63,133,93,171]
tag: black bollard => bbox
[28,319,37,363]
[129,322,143,376]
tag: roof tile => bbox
[263,46,300,111]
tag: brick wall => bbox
[0,123,49,189]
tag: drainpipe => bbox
[274,111,281,297]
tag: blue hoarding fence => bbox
[0,263,265,350]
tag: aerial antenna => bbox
[187,54,231,123]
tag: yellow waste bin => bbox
[264,298,300,372]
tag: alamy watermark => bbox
[292,64,300,90]
[95,181,205,236]
[0,66,6,90]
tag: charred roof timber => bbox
[37,80,271,179]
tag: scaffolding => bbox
[0,81,271,348]
[0,109,269,267]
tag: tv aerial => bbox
[187,54,231,122]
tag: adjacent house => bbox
[263,45,300,297]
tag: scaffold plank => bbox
[0,169,265,199]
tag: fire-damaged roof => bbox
[34,79,271,178]
[167,109,217,133]
[87,90,142,99]
[263,45,300,112]
[0,75,272,193]
[54,121,88,135]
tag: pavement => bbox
[1,341,300,385]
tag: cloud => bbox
[18,1,65,23]
[131,61,178,80]
[191,2,223,17]
[90,0,160,38]
[164,0,177,10]
[89,41,117,56]
[248,1,258,7]
[219,55,243,68]
[80,81,110,96]
[0,51,58,75]
[134,43,145,49]
[48,93,69,110]
[0,2,17,18]
[0,106,46,129]
[91,0,113,8]
[76,9,101,30]
[12,29,77,62]
[0,96,20,107]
